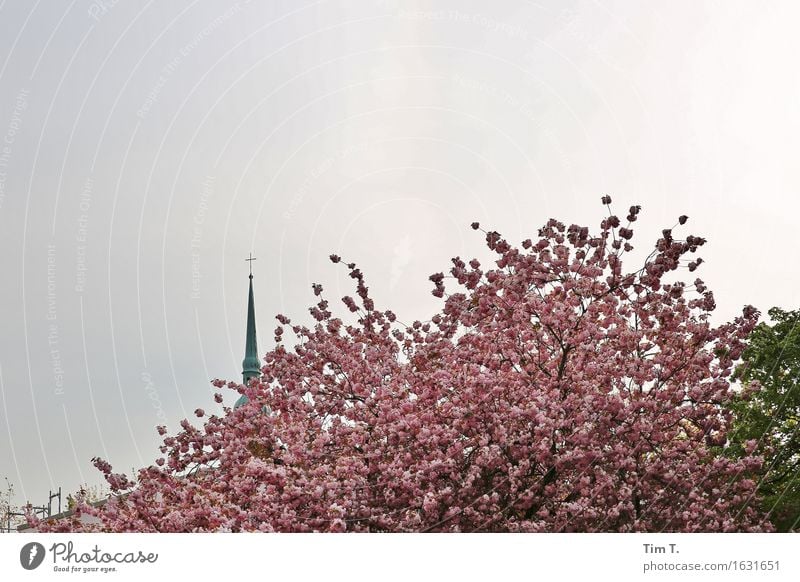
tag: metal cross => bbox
[246,253,257,277]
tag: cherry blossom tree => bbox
[34,199,770,532]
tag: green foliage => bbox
[730,307,800,531]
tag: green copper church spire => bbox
[242,254,261,384]
[235,255,261,410]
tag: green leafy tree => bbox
[730,307,800,531]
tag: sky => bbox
[1,0,799,510]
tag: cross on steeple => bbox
[245,253,257,278]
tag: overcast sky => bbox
[1,0,799,509]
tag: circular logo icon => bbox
[20,542,46,570]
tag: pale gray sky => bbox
[1,0,798,508]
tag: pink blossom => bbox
[39,203,769,533]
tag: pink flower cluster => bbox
[35,203,769,532]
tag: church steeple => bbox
[242,254,260,384]
[235,255,260,409]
